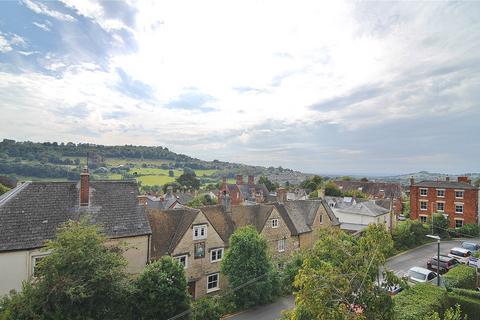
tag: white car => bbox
[448,247,472,264]
[467,256,480,268]
[407,266,439,284]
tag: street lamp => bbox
[426,234,441,286]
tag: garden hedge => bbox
[442,265,477,290]
[393,284,448,320]
[448,292,480,319]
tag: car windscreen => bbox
[408,270,426,281]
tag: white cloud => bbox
[0,35,12,53]
[23,0,76,22]
[33,22,51,32]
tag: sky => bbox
[0,0,479,175]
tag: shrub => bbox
[191,296,223,320]
[448,292,480,319]
[393,220,429,251]
[451,288,480,299]
[442,265,477,290]
[448,224,480,238]
[393,284,448,320]
[279,252,304,294]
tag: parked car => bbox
[467,256,480,269]
[426,255,459,274]
[407,267,439,284]
[462,242,480,253]
[448,247,472,264]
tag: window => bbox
[436,202,444,212]
[420,215,428,223]
[210,248,223,263]
[455,219,464,228]
[193,224,207,240]
[207,273,220,293]
[319,214,323,224]
[420,201,428,211]
[174,255,188,269]
[31,254,48,278]
[420,188,428,196]
[455,190,464,199]
[437,189,445,197]
[272,219,279,228]
[278,239,286,252]
[194,242,205,259]
[455,204,464,214]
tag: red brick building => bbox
[410,176,479,228]
[219,175,270,205]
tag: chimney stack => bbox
[166,186,174,197]
[221,191,231,213]
[446,176,450,182]
[236,175,243,185]
[80,166,89,206]
[277,187,287,203]
[248,175,254,185]
[137,194,147,208]
[458,176,469,183]
[409,176,414,186]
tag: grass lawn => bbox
[106,158,172,167]
[137,175,176,186]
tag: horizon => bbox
[0,1,479,174]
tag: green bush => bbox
[191,296,223,320]
[448,292,480,319]
[451,288,480,299]
[442,265,477,290]
[393,220,429,251]
[448,224,480,238]
[279,252,304,294]
[393,284,448,320]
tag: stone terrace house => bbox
[0,168,152,296]
[333,180,403,216]
[410,176,479,228]
[219,175,270,205]
[147,199,340,299]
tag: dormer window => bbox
[193,224,207,240]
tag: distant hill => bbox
[373,171,480,186]
[0,139,309,187]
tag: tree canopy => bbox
[258,176,277,192]
[176,172,201,190]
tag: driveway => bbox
[226,237,478,320]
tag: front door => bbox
[188,281,196,299]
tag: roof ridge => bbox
[0,182,31,207]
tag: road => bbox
[226,238,479,320]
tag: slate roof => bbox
[237,184,270,202]
[333,180,403,198]
[146,195,180,210]
[0,180,151,252]
[0,176,17,188]
[147,207,200,258]
[412,180,477,190]
[198,205,235,243]
[325,196,389,217]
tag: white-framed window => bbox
[319,214,323,224]
[174,254,188,269]
[420,201,428,211]
[420,188,428,196]
[420,215,428,223]
[210,248,224,263]
[207,273,220,293]
[455,190,464,199]
[436,189,445,198]
[455,219,464,228]
[193,224,207,240]
[278,239,286,252]
[272,219,279,228]
[31,253,49,278]
[455,204,464,214]
[436,202,445,212]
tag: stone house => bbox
[410,176,479,227]
[0,169,152,296]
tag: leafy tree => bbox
[422,304,466,320]
[221,226,278,309]
[324,181,342,197]
[191,296,223,320]
[0,218,131,320]
[432,213,449,237]
[474,178,480,188]
[360,177,369,182]
[0,183,10,195]
[279,251,305,294]
[163,182,182,193]
[308,190,318,199]
[343,190,367,199]
[176,172,200,190]
[341,176,352,181]
[290,224,396,320]
[258,176,276,192]
[133,256,190,320]
[187,194,218,208]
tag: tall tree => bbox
[258,176,276,192]
[133,256,190,320]
[221,226,278,309]
[290,225,396,320]
[176,172,200,190]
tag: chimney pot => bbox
[80,166,89,206]
[137,194,147,208]
[248,175,254,185]
[409,176,414,186]
[458,176,469,183]
[446,176,450,182]
[236,175,243,185]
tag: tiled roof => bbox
[199,205,235,243]
[0,180,151,252]
[147,207,200,258]
[413,180,477,190]
[325,196,389,217]
[333,180,402,198]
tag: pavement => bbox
[226,237,479,320]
